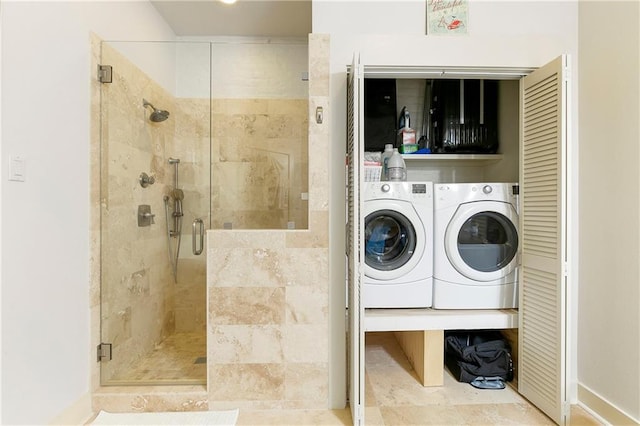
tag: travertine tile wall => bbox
[93,37,311,389]
[170,98,210,333]
[206,34,330,410]
[212,99,309,230]
[99,42,178,382]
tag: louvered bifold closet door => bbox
[346,55,365,426]
[519,55,569,425]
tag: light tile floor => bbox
[107,332,206,385]
[237,332,603,425]
[97,330,603,425]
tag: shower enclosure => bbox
[98,39,309,385]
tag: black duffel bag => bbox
[445,331,514,386]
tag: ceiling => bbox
[150,0,312,38]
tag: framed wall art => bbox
[427,0,468,35]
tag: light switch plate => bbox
[9,156,25,182]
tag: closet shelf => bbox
[402,153,504,163]
[364,308,518,332]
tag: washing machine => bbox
[363,181,433,308]
[432,183,519,309]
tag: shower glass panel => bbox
[99,38,309,386]
[210,40,309,230]
[99,41,211,385]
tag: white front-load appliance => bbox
[363,181,433,308]
[432,183,519,309]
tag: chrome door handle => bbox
[192,218,204,255]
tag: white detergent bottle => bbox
[380,144,394,181]
[387,148,406,181]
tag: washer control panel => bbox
[412,183,428,194]
[365,181,433,204]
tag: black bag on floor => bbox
[445,331,514,384]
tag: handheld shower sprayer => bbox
[164,157,183,283]
[171,188,184,218]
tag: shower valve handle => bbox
[142,212,156,224]
[137,205,155,227]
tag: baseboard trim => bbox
[49,392,93,425]
[578,383,639,425]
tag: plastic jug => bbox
[380,144,394,181]
[387,148,406,181]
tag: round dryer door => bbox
[364,201,425,281]
[445,201,518,283]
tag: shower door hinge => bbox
[97,343,112,362]
[98,65,112,83]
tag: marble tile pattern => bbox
[169,96,210,334]
[99,42,178,383]
[207,34,330,410]
[211,98,309,230]
[92,384,209,414]
[92,35,312,409]
[107,332,206,384]
[89,330,603,423]
[232,333,603,425]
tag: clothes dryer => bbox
[363,181,434,308]
[432,183,519,309]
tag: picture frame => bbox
[427,0,468,35]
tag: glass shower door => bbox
[99,41,211,385]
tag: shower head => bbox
[143,99,170,122]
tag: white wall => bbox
[211,40,308,99]
[0,2,175,424]
[108,41,178,95]
[578,1,640,423]
[174,37,309,100]
[315,0,580,410]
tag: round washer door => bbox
[364,200,425,281]
[444,201,518,283]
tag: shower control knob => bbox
[139,172,155,188]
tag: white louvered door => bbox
[347,54,365,426]
[518,55,570,425]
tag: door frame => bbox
[346,58,576,425]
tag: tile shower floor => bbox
[236,332,603,425]
[109,332,206,384]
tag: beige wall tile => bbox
[207,230,286,249]
[209,364,285,401]
[285,286,328,325]
[283,325,328,363]
[93,386,208,413]
[208,247,288,288]
[284,363,329,402]
[206,35,329,410]
[209,287,285,325]
[211,98,308,230]
[285,212,329,248]
[93,35,317,406]
[211,325,283,364]
[308,35,330,98]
